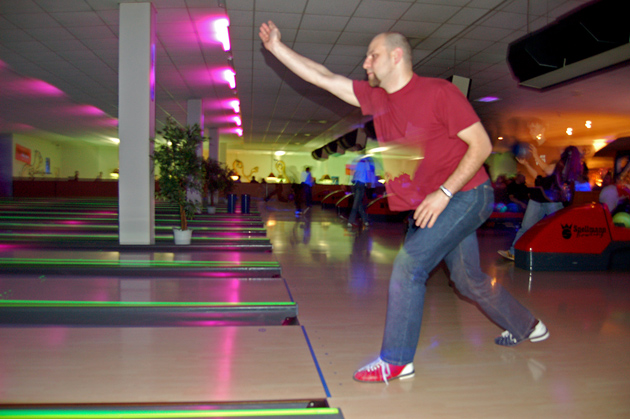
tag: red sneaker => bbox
[353,357,414,384]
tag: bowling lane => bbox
[0,326,327,404]
[0,274,296,327]
[0,249,281,277]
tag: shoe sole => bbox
[353,371,415,383]
[399,371,415,380]
[495,323,549,346]
[530,330,550,342]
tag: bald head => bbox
[364,32,414,92]
[379,32,413,67]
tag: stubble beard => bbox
[367,73,380,87]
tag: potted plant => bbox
[203,157,234,214]
[151,117,205,244]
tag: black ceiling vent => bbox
[507,0,630,89]
[311,147,328,161]
[339,130,358,149]
[324,140,345,156]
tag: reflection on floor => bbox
[1,197,629,418]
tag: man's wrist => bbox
[439,185,453,199]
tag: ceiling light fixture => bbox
[593,139,608,152]
[566,128,573,135]
[585,120,592,128]
[214,18,230,51]
[274,151,286,156]
[223,69,236,89]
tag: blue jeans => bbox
[348,181,368,225]
[509,200,563,254]
[301,183,312,208]
[380,181,536,365]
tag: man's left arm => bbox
[413,121,492,228]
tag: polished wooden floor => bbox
[2,198,630,418]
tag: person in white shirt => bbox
[348,156,376,227]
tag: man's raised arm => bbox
[259,21,360,107]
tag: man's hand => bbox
[413,189,450,228]
[259,21,280,51]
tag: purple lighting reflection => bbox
[210,114,243,125]
[60,220,87,225]
[8,123,35,132]
[44,327,69,348]
[101,118,119,127]
[76,105,106,116]
[476,96,501,103]
[220,127,243,137]
[28,80,65,96]
[0,244,19,251]
[196,272,240,278]
[228,279,241,303]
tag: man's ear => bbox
[392,47,403,64]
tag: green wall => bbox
[12,134,119,180]
[226,149,372,185]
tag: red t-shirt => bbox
[353,74,489,211]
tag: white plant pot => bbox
[173,227,192,245]
[207,206,217,214]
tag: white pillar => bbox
[204,126,220,205]
[187,99,203,209]
[0,134,13,197]
[187,99,203,132]
[218,134,227,164]
[206,127,219,161]
[118,3,156,245]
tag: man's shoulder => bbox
[412,75,456,91]
[411,73,444,84]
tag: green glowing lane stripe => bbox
[0,300,294,308]
[0,223,118,229]
[0,216,262,225]
[0,233,118,239]
[0,216,118,221]
[0,258,279,267]
[0,408,339,418]
[0,224,265,233]
[0,234,268,242]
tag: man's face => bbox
[363,35,391,87]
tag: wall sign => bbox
[15,144,31,164]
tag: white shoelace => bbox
[499,330,518,344]
[360,358,392,385]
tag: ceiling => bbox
[1,0,629,156]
